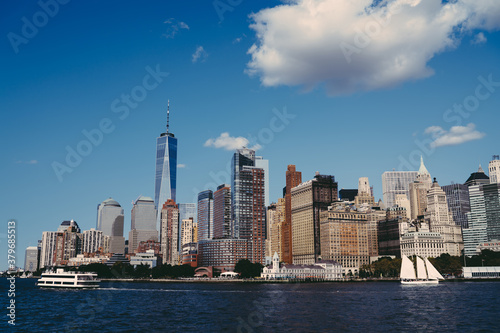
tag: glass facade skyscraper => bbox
[197,190,214,241]
[463,183,500,256]
[381,171,418,208]
[154,104,177,229]
[442,183,470,228]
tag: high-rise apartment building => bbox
[442,183,470,228]
[160,199,179,265]
[213,184,231,239]
[291,172,338,264]
[97,198,125,254]
[178,203,197,252]
[181,218,197,248]
[463,183,500,256]
[231,148,267,264]
[155,101,177,228]
[82,228,104,254]
[381,171,418,209]
[197,190,214,242]
[425,179,463,256]
[489,155,500,184]
[282,165,302,264]
[40,220,82,268]
[128,196,158,254]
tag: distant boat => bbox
[400,255,444,285]
[37,268,100,289]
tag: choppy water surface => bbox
[3,279,500,332]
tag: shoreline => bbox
[98,277,500,283]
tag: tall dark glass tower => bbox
[155,101,177,228]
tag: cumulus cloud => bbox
[246,0,500,95]
[471,32,487,44]
[192,46,208,63]
[425,123,485,148]
[178,164,186,168]
[204,132,261,151]
[163,18,189,39]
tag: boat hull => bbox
[37,284,100,289]
[401,279,439,285]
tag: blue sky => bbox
[1,0,500,270]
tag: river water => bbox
[3,278,500,332]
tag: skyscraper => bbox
[181,218,197,248]
[425,178,463,256]
[464,165,490,187]
[255,156,270,206]
[128,196,158,254]
[178,203,197,252]
[197,190,214,241]
[442,183,470,229]
[282,165,302,264]
[25,246,39,272]
[160,199,179,265]
[231,148,256,239]
[381,170,418,209]
[97,198,125,254]
[82,228,104,254]
[291,172,338,264]
[408,157,432,220]
[231,148,266,264]
[155,101,178,229]
[463,183,500,256]
[489,155,500,184]
[213,184,231,239]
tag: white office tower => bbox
[395,194,411,219]
[425,178,463,256]
[97,198,125,254]
[382,171,418,209]
[490,155,500,184]
[358,177,370,195]
[128,196,158,254]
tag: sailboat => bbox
[400,255,444,285]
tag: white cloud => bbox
[178,164,186,168]
[246,0,500,95]
[471,32,487,44]
[204,132,261,151]
[425,123,485,148]
[192,46,208,63]
[163,18,189,39]
[233,34,247,44]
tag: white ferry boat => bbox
[37,268,100,289]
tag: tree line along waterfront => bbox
[7,251,499,280]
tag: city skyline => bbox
[2,1,500,271]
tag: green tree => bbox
[234,259,262,278]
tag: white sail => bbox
[424,257,444,280]
[416,256,427,280]
[400,255,416,280]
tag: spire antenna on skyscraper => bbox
[167,99,170,134]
